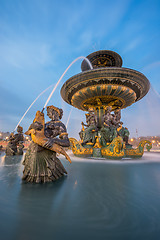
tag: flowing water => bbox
[0,151,160,240]
[13,84,54,132]
[43,56,93,109]
[13,56,93,132]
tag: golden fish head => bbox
[33,111,44,125]
[25,128,36,136]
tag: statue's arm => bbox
[81,122,88,127]
[43,122,70,148]
[51,134,70,147]
[54,123,70,147]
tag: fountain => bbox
[0,51,160,240]
[61,50,152,159]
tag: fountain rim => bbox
[61,66,150,83]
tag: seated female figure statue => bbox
[117,122,130,145]
[80,108,98,146]
[22,105,70,183]
[100,107,117,145]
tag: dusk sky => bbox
[0,0,160,138]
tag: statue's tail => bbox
[50,143,72,163]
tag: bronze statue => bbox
[78,106,129,147]
[108,109,121,128]
[114,109,121,127]
[16,125,24,155]
[117,122,130,145]
[5,126,24,156]
[44,106,70,148]
[103,106,112,127]
[100,107,117,145]
[22,106,71,183]
[79,108,98,145]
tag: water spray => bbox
[13,84,55,132]
[42,56,93,110]
[66,107,73,128]
[151,84,160,99]
[14,56,93,131]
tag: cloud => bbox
[142,61,160,72]
[0,39,53,69]
[122,37,143,54]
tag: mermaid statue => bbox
[5,125,24,156]
[22,105,71,183]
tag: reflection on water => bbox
[0,151,160,240]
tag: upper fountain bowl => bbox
[81,50,123,71]
[61,50,150,111]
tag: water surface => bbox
[0,151,160,240]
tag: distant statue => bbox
[15,125,24,155]
[80,108,98,145]
[5,125,24,156]
[5,132,17,156]
[22,106,71,183]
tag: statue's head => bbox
[10,132,14,137]
[108,106,112,111]
[88,107,94,113]
[25,111,44,135]
[105,106,112,114]
[47,105,63,120]
[17,125,23,133]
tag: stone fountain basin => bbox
[61,67,150,111]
